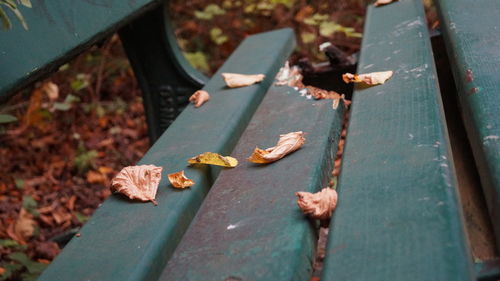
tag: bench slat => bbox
[0,0,161,101]
[37,29,295,281]
[159,86,344,281]
[321,1,474,280]
[435,0,500,251]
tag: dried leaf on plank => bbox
[189,90,210,108]
[111,165,163,205]
[248,131,305,164]
[188,152,238,167]
[222,73,265,88]
[374,0,398,7]
[296,187,338,220]
[342,71,393,85]
[168,170,195,189]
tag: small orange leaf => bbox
[296,188,338,220]
[86,170,107,184]
[248,131,305,164]
[111,165,163,205]
[189,90,210,108]
[168,170,195,189]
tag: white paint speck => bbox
[408,133,414,140]
[227,224,238,230]
[484,135,499,141]
[364,64,374,69]
[384,57,391,61]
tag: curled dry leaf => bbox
[188,152,238,167]
[168,170,195,189]
[111,165,163,205]
[189,90,210,108]
[296,188,338,220]
[222,73,265,88]
[306,86,341,100]
[248,131,305,164]
[374,0,398,7]
[7,208,36,244]
[275,61,304,87]
[342,71,393,85]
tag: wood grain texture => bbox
[159,86,343,281]
[435,0,500,252]
[37,29,296,281]
[321,1,474,280]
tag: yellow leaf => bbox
[248,131,305,164]
[221,73,265,88]
[110,165,163,205]
[296,187,338,220]
[188,152,238,167]
[342,71,393,85]
[168,170,195,189]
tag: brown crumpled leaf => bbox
[306,86,341,100]
[111,165,163,205]
[222,73,265,88]
[248,131,305,164]
[168,170,195,189]
[296,187,338,220]
[7,208,36,244]
[188,152,238,167]
[374,0,398,7]
[342,71,393,85]
[189,90,210,108]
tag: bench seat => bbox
[321,1,474,280]
[37,28,295,281]
[435,0,500,253]
[159,85,344,281]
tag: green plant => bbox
[0,0,31,30]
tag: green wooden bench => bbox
[2,0,499,280]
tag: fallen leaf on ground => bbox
[111,165,163,205]
[342,71,393,85]
[7,208,36,244]
[248,131,305,164]
[168,170,195,189]
[86,170,107,184]
[189,90,210,108]
[222,73,265,88]
[41,81,59,101]
[374,0,398,7]
[296,187,338,220]
[188,152,238,167]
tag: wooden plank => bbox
[0,0,161,101]
[435,0,500,251]
[37,29,296,281]
[158,86,344,281]
[321,1,474,280]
